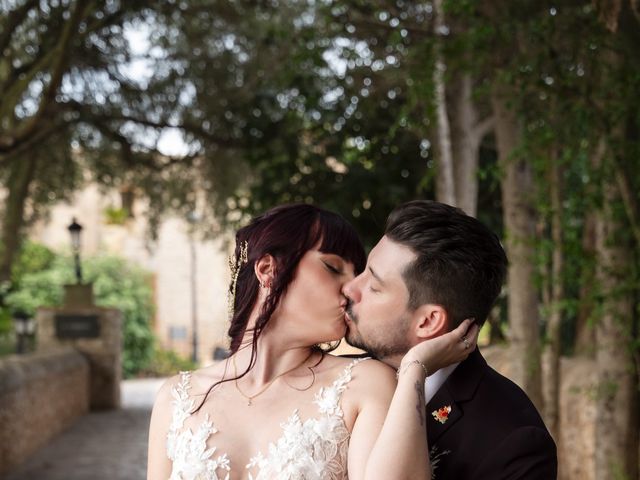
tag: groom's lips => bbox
[344,310,354,325]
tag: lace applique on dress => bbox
[167,372,231,480]
[166,359,367,480]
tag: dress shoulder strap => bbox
[314,358,370,417]
[169,371,195,433]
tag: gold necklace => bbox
[233,352,314,406]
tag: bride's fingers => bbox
[461,328,478,353]
[464,322,480,346]
[453,317,475,337]
[452,319,479,358]
[450,319,475,344]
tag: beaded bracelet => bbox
[396,359,429,379]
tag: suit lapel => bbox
[426,385,461,445]
[426,348,487,446]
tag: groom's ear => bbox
[412,304,449,340]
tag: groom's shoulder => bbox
[471,356,548,428]
[483,362,538,404]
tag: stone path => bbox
[5,377,166,480]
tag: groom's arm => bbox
[472,425,557,480]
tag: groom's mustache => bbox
[345,298,358,324]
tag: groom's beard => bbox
[345,300,412,361]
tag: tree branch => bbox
[0,120,69,168]
[91,119,200,170]
[613,156,640,248]
[72,105,243,150]
[0,0,40,54]
[0,0,92,153]
[473,115,495,142]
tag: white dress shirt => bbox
[425,362,460,403]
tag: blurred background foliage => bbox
[0,1,639,475]
[0,241,192,377]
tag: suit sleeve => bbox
[472,425,558,480]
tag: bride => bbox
[147,203,477,480]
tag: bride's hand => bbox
[401,318,479,375]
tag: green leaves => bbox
[2,242,155,377]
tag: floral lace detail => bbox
[246,359,364,479]
[167,372,231,480]
[429,445,451,479]
[166,359,367,480]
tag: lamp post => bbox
[68,218,83,284]
[13,311,35,354]
[186,211,200,364]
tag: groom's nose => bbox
[342,273,362,303]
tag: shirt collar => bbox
[424,362,459,403]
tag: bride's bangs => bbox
[315,213,366,274]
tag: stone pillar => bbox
[36,285,122,410]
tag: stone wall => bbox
[36,307,122,410]
[0,348,89,476]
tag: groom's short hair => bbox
[385,200,507,329]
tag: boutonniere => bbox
[431,405,452,424]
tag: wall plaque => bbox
[54,314,100,339]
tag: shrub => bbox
[138,347,197,377]
[2,242,155,377]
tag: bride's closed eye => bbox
[322,260,342,274]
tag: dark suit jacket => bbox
[425,348,557,479]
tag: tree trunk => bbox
[542,157,563,439]
[594,143,639,480]
[574,210,597,355]
[451,75,477,215]
[432,0,456,206]
[574,138,606,356]
[491,86,543,410]
[0,157,37,286]
[487,304,506,344]
[451,74,491,217]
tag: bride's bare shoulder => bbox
[152,361,227,406]
[187,361,230,394]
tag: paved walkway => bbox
[5,377,166,480]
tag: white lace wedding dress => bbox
[166,358,366,480]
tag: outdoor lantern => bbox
[67,217,83,283]
[13,311,35,354]
[68,217,82,251]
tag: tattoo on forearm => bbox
[414,380,425,426]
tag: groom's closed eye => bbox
[368,267,386,286]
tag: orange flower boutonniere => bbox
[432,405,452,424]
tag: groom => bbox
[343,200,557,479]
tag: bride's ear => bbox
[413,304,449,340]
[255,254,276,287]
